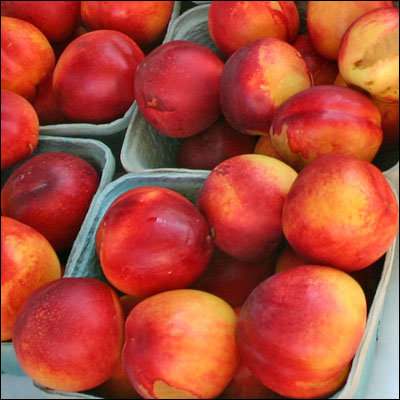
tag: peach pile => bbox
[1,1,178,126]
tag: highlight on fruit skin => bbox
[237,265,367,399]
[282,154,399,272]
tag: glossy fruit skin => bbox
[1,89,39,170]
[53,30,145,123]
[307,1,394,60]
[219,37,312,136]
[237,265,366,398]
[282,154,399,271]
[96,186,214,297]
[1,16,55,101]
[1,216,61,341]
[81,1,174,48]
[197,154,298,262]
[270,85,383,170]
[122,289,240,399]
[134,40,224,138]
[209,1,300,57]
[1,1,81,43]
[1,152,100,252]
[13,277,125,392]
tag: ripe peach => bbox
[135,40,224,138]
[220,38,312,136]
[81,1,174,49]
[122,289,239,399]
[282,154,399,271]
[253,135,284,161]
[190,247,276,307]
[270,85,383,170]
[338,7,399,102]
[237,265,366,398]
[1,1,81,43]
[208,1,299,57]
[1,16,55,101]
[292,34,338,85]
[96,186,214,297]
[53,30,144,123]
[1,152,100,252]
[1,89,39,170]
[13,277,124,392]
[197,154,297,262]
[1,217,61,342]
[177,118,257,170]
[307,1,394,60]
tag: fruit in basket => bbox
[190,247,276,307]
[270,85,383,170]
[1,216,61,342]
[1,16,55,101]
[292,34,338,85]
[1,152,100,252]
[1,1,81,43]
[96,186,214,297]
[13,277,124,392]
[134,40,224,138]
[197,154,298,262]
[220,37,312,136]
[1,89,39,170]
[122,289,239,399]
[177,118,257,170]
[338,7,399,102]
[282,154,399,271]
[237,265,365,398]
[208,1,300,57]
[307,1,394,60]
[81,1,175,49]
[53,30,144,123]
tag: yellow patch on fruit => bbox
[153,381,198,399]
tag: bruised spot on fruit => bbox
[153,380,198,399]
[145,96,174,112]
[354,29,399,69]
